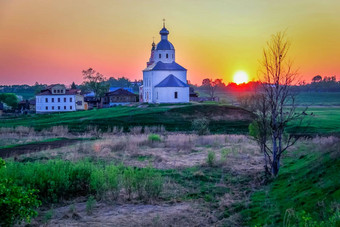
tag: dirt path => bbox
[38,202,211,227]
[0,139,80,158]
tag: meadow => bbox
[0,94,339,226]
[0,130,338,226]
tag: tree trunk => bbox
[271,134,279,176]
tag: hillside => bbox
[0,104,255,134]
[243,137,340,226]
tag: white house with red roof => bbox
[141,22,189,103]
[35,84,86,113]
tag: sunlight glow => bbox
[233,71,249,84]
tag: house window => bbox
[174,92,178,99]
[159,54,161,58]
[58,106,60,110]
[46,106,48,110]
[64,98,66,102]
[52,106,54,110]
[58,98,60,102]
[64,106,66,110]
[45,98,48,103]
[53,90,56,93]
[166,54,168,58]
[70,106,72,110]
[52,98,54,102]
[70,98,72,102]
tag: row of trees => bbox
[196,75,340,99]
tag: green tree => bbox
[312,75,322,83]
[0,93,18,110]
[0,158,41,226]
[82,68,109,105]
[71,82,77,89]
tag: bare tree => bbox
[252,32,306,177]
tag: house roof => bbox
[143,61,187,71]
[105,88,137,96]
[37,88,80,96]
[155,74,189,88]
[109,87,133,93]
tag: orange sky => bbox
[0,0,339,85]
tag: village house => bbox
[102,88,137,107]
[35,84,86,113]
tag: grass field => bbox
[204,91,340,107]
[1,132,338,226]
[287,107,340,135]
[1,103,339,136]
[0,104,254,134]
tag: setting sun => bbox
[233,71,249,84]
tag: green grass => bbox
[160,166,229,203]
[0,104,253,134]
[243,142,340,226]
[288,107,340,135]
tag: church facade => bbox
[141,24,189,103]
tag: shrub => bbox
[90,165,120,200]
[207,151,216,167]
[220,148,231,162]
[0,160,163,204]
[0,158,41,226]
[148,134,161,142]
[192,118,210,135]
[123,166,163,201]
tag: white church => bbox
[140,22,189,103]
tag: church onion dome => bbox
[159,27,169,35]
[156,40,175,50]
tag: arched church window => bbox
[159,54,161,58]
[166,54,168,58]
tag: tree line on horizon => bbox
[195,74,340,98]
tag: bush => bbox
[0,160,163,204]
[148,134,161,142]
[192,118,210,135]
[207,151,216,167]
[123,166,163,201]
[0,158,41,226]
